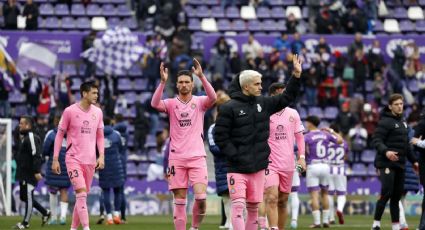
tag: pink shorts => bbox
[167,157,208,190]
[66,162,96,193]
[227,170,265,203]
[264,168,294,193]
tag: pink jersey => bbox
[163,96,211,160]
[268,108,304,172]
[58,103,104,165]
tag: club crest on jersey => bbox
[403,122,407,128]
[385,168,390,174]
[181,112,189,118]
[191,103,196,109]
[91,114,96,121]
[276,125,284,132]
[289,116,294,122]
[395,123,399,128]
[239,110,246,116]
[83,120,89,126]
[257,104,262,112]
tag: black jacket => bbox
[16,130,43,186]
[413,114,425,185]
[22,3,39,30]
[214,75,300,173]
[372,107,417,169]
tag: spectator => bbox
[373,72,386,105]
[314,37,331,54]
[0,74,11,117]
[367,40,385,78]
[133,101,149,154]
[242,34,263,60]
[54,73,73,111]
[348,123,368,162]
[286,13,299,34]
[404,42,421,78]
[272,60,289,84]
[407,103,421,124]
[348,33,364,61]
[229,51,242,77]
[2,0,20,30]
[210,36,230,81]
[341,4,367,34]
[360,103,379,146]
[290,32,305,55]
[221,0,237,9]
[114,94,128,115]
[143,36,161,92]
[37,83,51,116]
[273,33,290,52]
[304,67,319,106]
[82,31,97,79]
[351,49,368,96]
[335,101,358,136]
[22,71,42,116]
[153,34,168,61]
[315,9,335,34]
[363,0,378,21]
[22,0,39,30]
[333,50,346,79]
[416,65,425,108]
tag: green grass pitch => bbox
[0,215,420,230]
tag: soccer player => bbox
[151,59,217,230]
[214,55,302,230]
[258,82,306,230]
[326,124,348,225]
[43,116,71,225]
[304,116,342,228]
[14,116,51,229]
[52,81,105,230]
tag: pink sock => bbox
[258,216,267,229]
[71,204,80,228]
[192,194,207,228]
[76,192,89,228]
[173,198,187,230]
[246,202,259,230]
[231,198,246,230]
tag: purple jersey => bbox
[327,140,348,166]
[304,130,337,165]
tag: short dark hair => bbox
[268,82,286,96]
[306,115,320,127]
[389,93,404,105]
[80,81,98,98]
[20,115,34,129]
[329,123,340,133]
[177,70,193,81]
[114,114,124,123]
[103,116,112,126]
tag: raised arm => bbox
[151,62,168,112]
[192,58,217,108]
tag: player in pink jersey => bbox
[151,59,217,230]
[52,81,105,230]
[258,83,306,230]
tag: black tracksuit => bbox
[372,107,417,223]
[16,130,48,225]
[214,75,300,174]
[413,115,425,230]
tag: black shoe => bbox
[372,226,381,230]
[12,222,29,229]
[96,215,105,225]
[323,223,330,228]
[41,210,51,227]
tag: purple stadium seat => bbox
[298,107,307,119]
[71,4,85,16]
[9,90,25,103]
[263,19,277,31]
[408,79,419,92]
[187,0,202,5]
[276,20,287,31]
[247,20,262,31]
[196,5,210,18]
[373,20,384,32]
[110,0,125,4]
[367,164,377,176]
[324,106,338,120]
[63,64,77,75]
[39,3,54,16]
[128,65,142,76]
[269,0,284,5]
[139,163,150,175]
[124,92,137,104]
[55,4,69,16]
[71,77,82,90]
[302,7,309,18]
[420,0,425,6]
[257,7,270,19]
[146,134,157,147]
[416,20,425,32]
[86,4,101,16]
[122,17,138,30]
[365,80,373,92]
[403,0,418,5]
[14,105,27,117]
[37,17,45,29]
[217,19,231,31]
[118,78,132,91]
[361,149,375,163]
[308,107,324,119]
[188,18,201,30]
[205,0,218,5]
[44,17,60,29]
[232,19,246,31]
[351,163,368,176]
[400,20,415,32]
[101,4,116,16]
[226,6,240,19]
[211,6,225,18]
[127,162,138,176]
[140,92,152,104]
[282,0,295,6]
[134,78,147,91]
[385,0,401,7]
[184,5,195,16]
[61,16,76,29]
[117,4,132,17]
[107,17,120,28]
[76,17,91,29]
[271,7,285,18]
[393,7,408,19]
